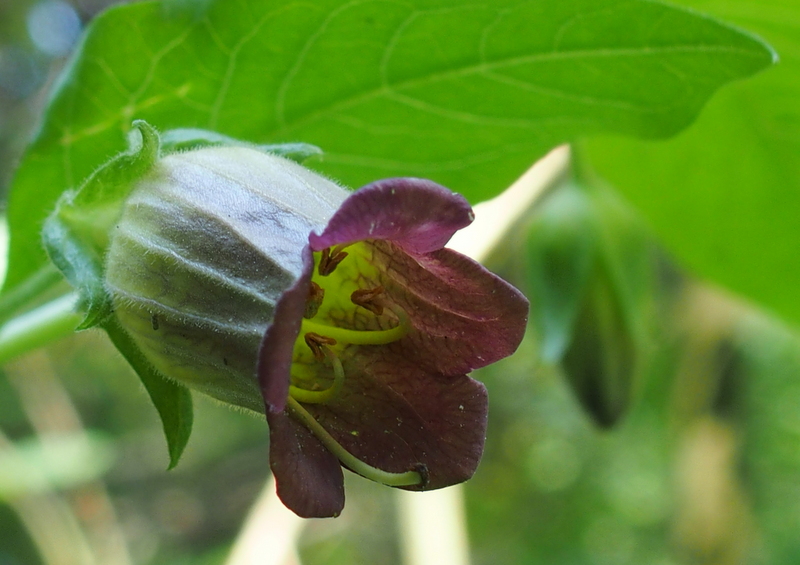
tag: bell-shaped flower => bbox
[258,178,528,517]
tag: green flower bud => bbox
[519,177,653,427]
[104,146,347,413]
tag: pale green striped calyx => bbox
[104,146,348,413]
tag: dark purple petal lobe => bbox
[267,410,345,518]
[258,247,314,413]
[309,178,474,254]
[373,241,529,376]
[303,350,488,490]
[307,178,528,376]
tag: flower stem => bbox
[0,293,82,365]
[287,396,423,487]
[0,265,63,326]
[223,475,306,565]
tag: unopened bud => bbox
[104,146,347,413]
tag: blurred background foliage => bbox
[1,1,799,564]
[0,0,103,199]
[476,174,800,565]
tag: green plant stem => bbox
[0,293,81,365]
[0,265,63,326]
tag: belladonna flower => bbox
[258,178,529,517]
[54,128,528,518]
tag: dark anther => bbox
[351,286,385,316]
[305,281,325,319]
[151,314,159,331]
[304,332,338,362]
[318,247,348,276]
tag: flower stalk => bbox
[0,293,81,365]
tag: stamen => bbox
[318,247,348,276]
[351,286,385,316]
[304,281,325,319]
[305,332,337,361]
[290,347,345,404]
[302,318,407,346]
[287,396,424,487]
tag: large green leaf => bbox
[586,0,800,326]
[4,0,772,297]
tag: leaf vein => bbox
[279,43,765,136]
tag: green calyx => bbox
[41,120,327,469]
[43,120,161,329]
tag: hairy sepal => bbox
[42,120,160,329]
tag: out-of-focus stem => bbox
[0,430,97,565]
[397,487,472,565]
[224,476,305,565]
[0,265,64,325]
[447,144,571,262]
[0,293,81,365]
[7,350,134,565]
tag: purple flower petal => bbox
[308,178,474,254]
[256,176,528,517]
[267,410,344,518]
[258,247,314,414]
[306,178,529,377]
[304,350,488,489]
[371,241,528,376]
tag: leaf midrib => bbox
[274,42,767,137]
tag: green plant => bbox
[2,0,797,563]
